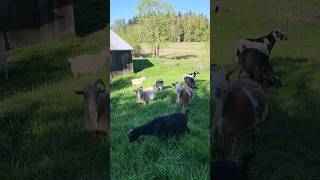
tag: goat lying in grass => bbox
[238,48,281,89]
[235,28,288,64]
[0,53,8,79]
[184,71,200,89]
[128,110,190,142]
[211,152,255,180]
[75,79,109,137]
[211,64,269,155]
[135,80,164,105]
[131,76,146,87]
[172,82,194,110]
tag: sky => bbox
[110,0,210,25]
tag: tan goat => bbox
[75,79,109,137]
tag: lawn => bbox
[213,0,320,179]
[111,42,210,179]
[0,31,109,179]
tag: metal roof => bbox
[110,30,133,51]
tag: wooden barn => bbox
[0,0,75,52]
[110,30,133,75]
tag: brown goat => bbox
[76,79,109,137]
[212,64,269,156]
[238,48,281,89]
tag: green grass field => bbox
[0,31,109,179]
[213,0,320,179]
[111,42,210,179]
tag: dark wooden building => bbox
[110,30,133,75]
[0,0,75,52]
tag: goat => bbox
[211,152,255,180]
[131,76,146,87]
[235,29,288,64]
[238,48,281,89]
[128,110,190,142]
[183,71,200,89]
[75,79,109,137]
[172,82,194,110]
[211,64,269,155]
[69,50,106,79]
[135,80,163,105]
[0,53,8,79]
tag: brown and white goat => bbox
[172,82,194,110]
[211,64,269,156]
[75,79,109,137]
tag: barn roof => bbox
[110,30,133,51]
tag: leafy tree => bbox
[136,0,176,57]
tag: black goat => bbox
[211,152,255,180]
[128,110,190,142]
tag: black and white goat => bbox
[235,29,288,64]
[184,71,200,89]
[211,152,255,180]
[128,110,190,142]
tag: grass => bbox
[0,31,109,179]
[111,42,210,179]
[213,0,320,179]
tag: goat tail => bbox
[185,109,190,116]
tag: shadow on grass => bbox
[133,59,154,73]
[0,49,72,101]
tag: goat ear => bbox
[75,90,83,95]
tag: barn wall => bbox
[111,50,133,75]
[0,0,75,51]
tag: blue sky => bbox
[111,0,210,25]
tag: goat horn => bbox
[94,79,105,90]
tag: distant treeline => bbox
[113,11,209,42]
[112,10,209,56]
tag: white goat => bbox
[131,76,146,87]
[0,53,8,79]
[69,50,106,79]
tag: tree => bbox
[136,0,176,57]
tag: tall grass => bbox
[111,43,210,179]
[0,31,109,179]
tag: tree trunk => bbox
[157,44,160,58]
